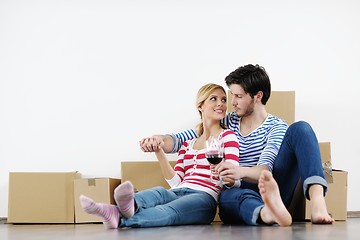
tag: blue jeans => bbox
[119,186,217,228]
[219,121,328,225]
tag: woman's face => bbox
[200,88,227,121]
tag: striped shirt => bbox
[167,129,239,201]
[170,113,288,172]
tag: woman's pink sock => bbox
[79,195,119,229]
[114,181,135,219]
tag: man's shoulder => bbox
[264,114,289,130]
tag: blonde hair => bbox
[195,83,227,135]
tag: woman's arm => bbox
[139,135,175,153]
[154,148,176,180]
[140,129,198,153]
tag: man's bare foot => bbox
[308,184,335,224]
[258,170,292,226]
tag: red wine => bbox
[206,155,223,164]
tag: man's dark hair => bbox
[225,64,271,105]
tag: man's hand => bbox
[217,162,269,184]
[216,161,243,180]
[139,136,164,152]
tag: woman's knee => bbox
[144,186,169,198]
[152,186,167,191]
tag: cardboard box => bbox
[227,91,295,125]
[8,172,81,223]
[319,142,331,164]
[319,142,333,183]
[121,161,223,222]
[74,178,121,223]
[121,161,176,191]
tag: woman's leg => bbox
[134,186,179,209]
[120,188,217,228]
[114,183,180,219]
[79,195,120,229]
[114,181,135,219]
[79,186,181,229]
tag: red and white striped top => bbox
[166,129,239,201]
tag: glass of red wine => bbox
[205,136,226,185]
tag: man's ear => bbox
[255,91,263,103]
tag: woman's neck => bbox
[202,124,224,140]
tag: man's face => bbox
[229,84,255,118]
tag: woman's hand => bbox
[139,136,164,152]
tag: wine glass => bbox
[205,136,225,185]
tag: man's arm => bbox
[237,165,270,183]
[217,162,269,184]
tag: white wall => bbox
[1,0,359,217]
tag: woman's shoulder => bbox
[221,128,237,138]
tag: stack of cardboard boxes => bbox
[7,91,348,223]
[7,172,121,223]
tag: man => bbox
[140,64,334,226]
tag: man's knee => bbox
[288,121,313,135]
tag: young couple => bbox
[140,64,334,226]
[81,64,334,229]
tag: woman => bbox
[80,83,240,229]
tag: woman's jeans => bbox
[219,121,328,225]
[119,187,217,228]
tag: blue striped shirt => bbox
[170,113,288,172]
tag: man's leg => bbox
[219,187,264,225]
[272,121,334,224]
[258,170,292,226]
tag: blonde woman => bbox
[80,83,239,229]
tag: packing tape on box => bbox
[87,179,96,186]
[323,161,333,183]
